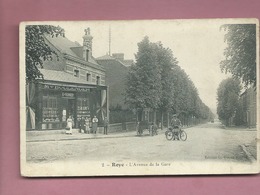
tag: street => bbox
[26,121,256,164]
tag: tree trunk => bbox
[153,111,156,124]
[167,112,169,128]
[161,112,163,130]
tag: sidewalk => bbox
[222,125,257,131]
[240,140,257,161]
[223,126,257,161]
[26,129,138,142]
[26,128,168,142]
[26,125,202,143]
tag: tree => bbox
[156,42,178,113]
[25,25,64,82]
[125,37,162,111]
[170,66,194,114]
[170,66,212,125]
[155,42,178,126]
[217,78,241,126]
[125,36,213,125]
[220,24,256,86]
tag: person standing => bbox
[103,117,109,135]
[170,114,182,140]
[66,115,73,135]
[79,116,85,133]
[84,116,90,134]
[92,116,98,134]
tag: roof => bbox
[96,54,116,61]
[39,69,93,85]
[96,54,134,67]
[121,59,134,67]
[44,35,100,66]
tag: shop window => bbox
[42,96,59,122]
[77,98,90,121]
[86,73,91,81]
[74,69,79,77]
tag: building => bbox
[26,28,108,130]
[111,53,134,67]
[96,53,135,123]
[239,86,257,128]
[96,53,133,108]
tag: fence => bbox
[96,122,136,134]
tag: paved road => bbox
[26,122,256,163]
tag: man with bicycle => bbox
[170,114,182,140]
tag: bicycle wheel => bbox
[179,130,187,141]
[165,131,174,140]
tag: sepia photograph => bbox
[20,19,259,176]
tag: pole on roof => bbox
[109,25,111,56]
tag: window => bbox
[42,96,59,122]
[86,50,89,61]
[96,76,100,85]
[77,98,89,110]
[86,73,91,81]
[77,98,90,120]
[74,69,79,77]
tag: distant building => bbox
[96,53,133,108]
[26,28,108,130]
[112,53,134,67]
[239,86,257,128]
[96,53,135,123]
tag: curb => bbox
[27,133,137,143]
[240,144,256,163]
[27,131,164,143]
[27,130,167,143]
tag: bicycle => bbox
[149,124,158,136]
[165,127,187,141]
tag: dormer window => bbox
[74,69,79,77]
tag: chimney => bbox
[112,53,124,61]
[82,28,93,61]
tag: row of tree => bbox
[125,37,214,124]
[217,78,241,126]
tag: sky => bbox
[41,19,250,114]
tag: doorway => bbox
[67,99,76,127]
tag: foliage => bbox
[220,24,256,86]
[156,42,178,112]
[26,25,64,82]
[217,78,241,126]
[125,37,162,109]
[233,102,244,126]
[125,36,213,122]
[170,66,213,120]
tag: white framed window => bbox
[86,73,91,81]
[96,76,100,85]
[74,69,79,77]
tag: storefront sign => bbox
[62,109,66,116]
[41,84,91,92]
[62,92,75,98]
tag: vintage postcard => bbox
[20,19,259,176]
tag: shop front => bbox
[26,81,108,130]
